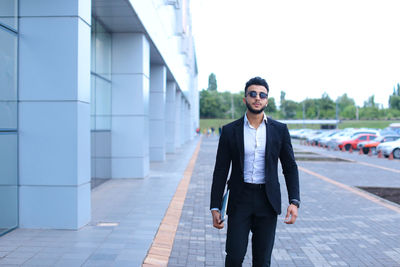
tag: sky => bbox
[190,0,400,108]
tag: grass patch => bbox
[339,120,400,129]
[200,119,234,132]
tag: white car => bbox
[290,129,309,139]
[319,130,345,147]
[376,139,400,159]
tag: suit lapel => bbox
[234,117,245,171]
[266,118,272,160]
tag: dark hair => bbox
[244,77,269,96]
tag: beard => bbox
[245,100,266,114]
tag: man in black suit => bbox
[210,77,300,267]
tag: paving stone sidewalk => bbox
[168,136,400,267]
[0,138,200,267]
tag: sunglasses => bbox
[247,91,268,99]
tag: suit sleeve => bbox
[279,124,300,203]
[210,126,232,210]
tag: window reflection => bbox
[0,0,18,236]
[0,133,18,235]
[91,17,112,131]
[0,0,18,31]
[91,76,96,129]
[95,21,111,80]
[90,17,112,187]
[0,22,17,130]
[95,77,112,130]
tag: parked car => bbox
[307,130,338,146]
[290,129,312,139]
[338,133,377,151]
[319,130,346,148]
[324,128,356,148]
[380,127,400,136]
[304,130,326,144]
[298,129,321,140]
[384,123,400,135]
[358,135,400,154]
[376,139,400,158]
[328,129,379,150]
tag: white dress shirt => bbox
[243,113,267,184]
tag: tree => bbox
[318,93,335,119]
[280,91,286,103]
[207,73,217,91]
[301,98,319,119]
[389,83,400,110]
[279,91,286,117]
[336,94,356,119]
[265,97,277,113]
[281,100,298,119]
[199,88,231,118]
[232,93,247,119]
[220,91,233,118]
[360,95,380,119]
[389,96,400,110]
[364,95,378,108]
[342,105,356,119]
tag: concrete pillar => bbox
[165,81,176,153]
[18,0,91,229]
[174,90,181,149]
[111,33,150,178]
[183,101,188,143]
[185,102,191,142]
[190,76,199,140]
[149,65,166,161]
[180,97,185,146]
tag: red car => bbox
[338,133,377,151]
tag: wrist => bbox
[290,199,300,208]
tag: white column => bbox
[190,75,199,140]
[185,102,191,142]
[111,33,150,178]
[165,81,176,153]
[18,0,91,229]
[180,97,185,146]
[149,65,166,161]
[183,102,188,142]
[174,90,182,149]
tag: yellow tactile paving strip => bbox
[142,137,203,267]
[299,166,400,214]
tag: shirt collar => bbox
[244,113,268,127]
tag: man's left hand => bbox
[284,204,298,224]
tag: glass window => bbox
[95,77,111,130]
[90,17,112,131]
[91,75,96,129]
[90,17,112,187]
[95,21,111,80]
[0,133,18,235]
[0,0,18,31]
[0,102,17,130]
[0,29,17,130]
[0,0,18,237]
[91,24,96,74]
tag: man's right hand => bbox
[211,210,224,229]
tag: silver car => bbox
[376,139,400,158]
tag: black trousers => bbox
[225,183,277,267]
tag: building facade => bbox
[0,0,198,234]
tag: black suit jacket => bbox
[210,116,300,215]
